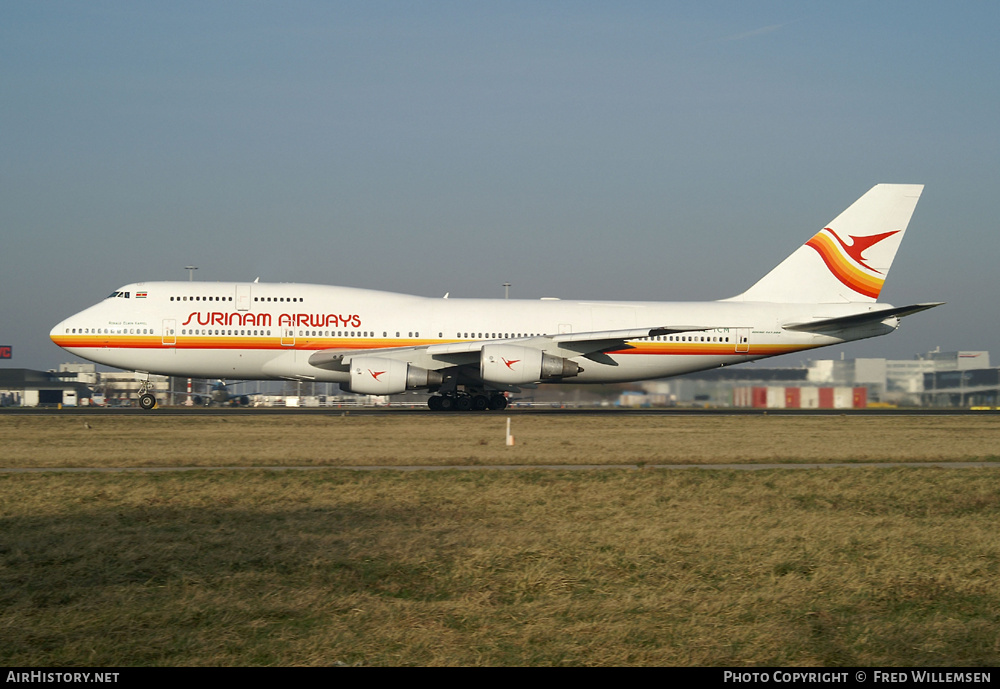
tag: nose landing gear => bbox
[137,378,157,410]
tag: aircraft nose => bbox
[51,317,72,345]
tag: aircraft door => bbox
[236,285,252,312]
[162,319,176,346]
[281,328,295,347]
[735,328,750,353]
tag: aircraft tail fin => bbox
[727,184,924,303]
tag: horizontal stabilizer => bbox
[782,302,943,333]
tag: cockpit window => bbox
[106,291,131,299]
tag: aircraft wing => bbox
[308,347,393,371]
[307,325,717,371]
[782,302,943,333]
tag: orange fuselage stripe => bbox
[51,335,813,358]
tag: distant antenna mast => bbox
[185,266,198,281]
[503,282,511,299]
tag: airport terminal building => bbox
[0,364,170,407]
[654,349,997,409]
[0,368,95,408]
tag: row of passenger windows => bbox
[448,333,729,343]
[167,330,729,342]
[457,332,541,339]
[177,330,421,337]
[293,331,420,338]
[167,296,307,302]
[182,329,272,336]
[67,327,153,335]
[66,327,730,344]
[649,335,731,343]
[291,331,422,338]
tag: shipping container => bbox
[833,387,854,408]
[800,387,819,408]
[732,387,753,407]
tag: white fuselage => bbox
[50,280,895,384]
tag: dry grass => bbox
[1,414,999,468]
[2,413,999,665]
[2,468,999,666]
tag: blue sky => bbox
[2,2,998,371]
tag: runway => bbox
[2,405,998,417]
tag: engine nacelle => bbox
[480,344,581,385]
[342,357,443,395]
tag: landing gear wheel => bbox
[471,395,489,411]
[427,395,443,411]
[488,395,508,411]
[438,395,455,412]
[455,395,473,411]
[139,393,156,410]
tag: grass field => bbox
[1,414,999,666]
[2,414,999,468]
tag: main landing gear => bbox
[427,393,508,412]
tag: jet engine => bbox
[342,357,443,395]
[480,344,581,385]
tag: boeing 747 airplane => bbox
[51,184,941,411]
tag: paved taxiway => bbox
[2,406,998,417]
